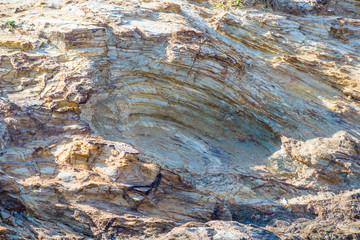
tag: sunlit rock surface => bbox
[0,0,359,239]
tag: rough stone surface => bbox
[0,0,359,239]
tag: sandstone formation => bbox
[0,0,359,239]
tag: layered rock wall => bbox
[0,0,359,239]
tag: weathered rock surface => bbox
[160,221,280,239]
[0,0,359,239]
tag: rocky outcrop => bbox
[0,0,359,239]
[160,221,280,240]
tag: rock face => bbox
[0,0,359,239]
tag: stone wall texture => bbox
[0,0,359,239]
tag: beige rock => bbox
[265,131,360,190]
[159,221,280,240]
[152,2,181,13]
[0,0,359,239]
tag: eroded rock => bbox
[0,0,359,239]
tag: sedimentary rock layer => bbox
[0,0,359,239]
